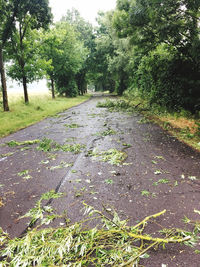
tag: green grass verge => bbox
[97,92,200,152]
[0,94,90,137]
[124,94,200,152]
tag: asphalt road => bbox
[0,95,200,266]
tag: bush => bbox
[56,79,78,97]
[134,45,200,112]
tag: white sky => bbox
[49,0,116,25]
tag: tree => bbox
[92,11,116,93]
[7,0,52,103]
[41,21,87,97]
[91,11,131,95]
[40,30,57,99]
[63,9,95,95]
[108,37,131,95]
[113,0,200,111]
[114,0,200,54]
[0,0,18,111]
[0,42,9,111]
[7,29,50,99]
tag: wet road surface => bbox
[0,95,200,266]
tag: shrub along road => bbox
[0,95,200,266]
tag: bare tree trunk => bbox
[22,75,29,103]
[0,46,9,111]
[51,78,55,99]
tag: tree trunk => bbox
[0,46,9,111]
[51,78,55,99]
[19,22,29,104]
[22,75,29,103]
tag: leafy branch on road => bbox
[89,148,127,166]
[65,123,82,129]
[0,193,199,266]
[5,138,86,154]
[6,139,40,147]
[97,99,136,113]
[95,128,117,136]
[37,137,86,154]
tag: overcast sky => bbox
[49,0,116,25]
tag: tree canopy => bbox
[41,20,88,97]
[112,0,200,111]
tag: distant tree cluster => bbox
[0,2,95,111]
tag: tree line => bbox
[0,1,96,111]
[93,0,200,113]
[0,0,200,113]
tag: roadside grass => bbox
[143,107,200,152]
[0,93,90,137]
[97,91,200,152]
[141,109,200,151]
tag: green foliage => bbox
[20,190,63,226]
[97,99,135,112]
[115,0,200,56]
[15,0,52,30]
[65,123,82,129]
[96,128,117,136]
[0,152,14,158]
[105,179,114,184]
[92,11,132,95]
[153,179,170,186]
[154,155,165,160]
[17,170,32,180]
[122,143,131,148]
[7,29,49,85]
[49,163,72,171]
[90,148,127,166]
[141,190,150,197]
[91,12,117,93]
[137,118,150,124]
[195,122,200,137]
[0,1,14,46]
[41,21,88,98]
[37,137,86,154]
[180,127,195,139]
[17,170,29,176]
[61,143,86,154]
[154,170,162,175]
[63,9,95,95]
[135,45,200,111]
[5,0,52,103]
[113,0,200,112]
[7,139,40,147]
[0,200,198,266]
[37,137,55,152]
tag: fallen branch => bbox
[0,193,197,267]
